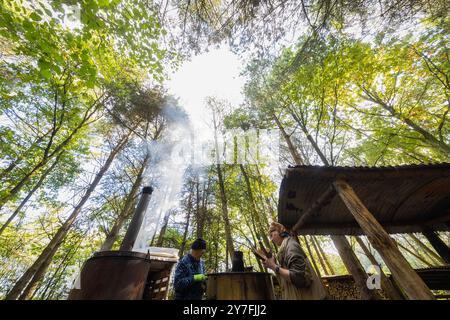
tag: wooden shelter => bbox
[278,163,450,300]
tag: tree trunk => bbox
[401,234,440,265]
[18,238,62,300]
[39,235,83,300]
[302,236,321,277]
[195,180,204,238]
[272,113,304,165]
[354,236,405,300]
[0,130,51,182]
[0,102,101,210]
[311,236,330,275]
[5,133,128,300]
[408,234,445,265]
[331,235,381,299]
[179,193,192,257]
[0,151,63,236]
[239,164,271,251]
[216,163,235,260]
[316,236,336,274]
[289,111,377,299]
[156,209,172,247]
[396,240,434,267]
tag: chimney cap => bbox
[142,186,153,194]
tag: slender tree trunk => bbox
[18,239,62,300]
[408,234,445,265]
[215,241,219,273]
[38,237,82,300]
[216,163,235,260]
[354,236,404,300]
[331,235,381,300]
[195,180,204,238]
[211,107,235,260]
[302,236,321,277]
[0,151,63,236]
[5,133,128,300]
[179,193,192,257]
[316,236,336,274]
[396,241,434,267]
[0,131,51,182]
[311,236,330,275]
[0,103,100,211]
[156,209,172,247]
[272,113,304,165]
[363,91,450,154]
[402,234,441,265]
[239,164,272,251]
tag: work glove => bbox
[193,274,208,282]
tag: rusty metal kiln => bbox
[68,187,178,300]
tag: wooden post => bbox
[422,228,450,264]
[330,235,381,300]
[333,179,435,300]
[354,236,405,300]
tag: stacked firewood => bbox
[322,278,361,300]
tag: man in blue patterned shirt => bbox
[173,238,207,300]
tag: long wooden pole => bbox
[333,179,435,300]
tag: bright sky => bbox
[167,45,246,132]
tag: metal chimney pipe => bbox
[120,186,153,251]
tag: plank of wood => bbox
[333,179,435,300]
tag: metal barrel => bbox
[73,251,152,300]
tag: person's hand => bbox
[193,274,208,282]
[262,256,277,271]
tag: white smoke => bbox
[133,102,196,251]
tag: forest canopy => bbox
[0,0,449,300]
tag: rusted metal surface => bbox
[206,272,275,300]
[68,250,177,300]
[77,251,151,300]
[278,163,450,235]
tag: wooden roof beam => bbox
[291,184,336,233]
